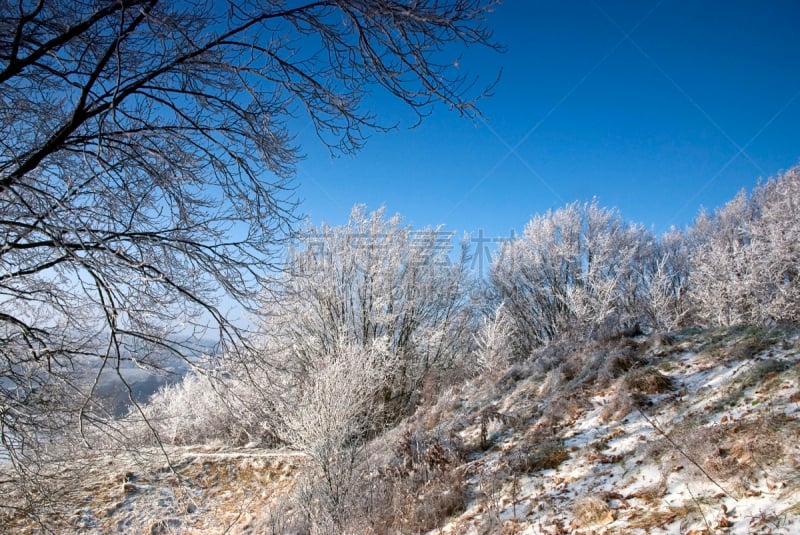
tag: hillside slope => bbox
[384,325,800,534]
[3,325,799,534]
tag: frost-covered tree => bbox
[473,302,515,373]
[688,192,758,326]
[689,166,800,325]
[279,338,396,531]
[257,206,474,423]
[750,167,800,322]
[125,370,273,447]
[241,207,474,529]
[491,201,656,354]
[641,228,693,332]
[0,0,498,492]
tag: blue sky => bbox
[292,1,800,251]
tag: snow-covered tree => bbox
[0,0,499,491]
[689,166,800,325]
[258,206,474,423]
[689,193,758,326]
[750,167,800,322]
[473,302,515,373]
[491,201,656,354]
[127,369,275,447]
[642,228,693,332]
[277,338,396,530]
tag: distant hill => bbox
[76,338,218,417]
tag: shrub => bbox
[127,372,273,447]
[258,205,475,424]
[689,166,800,326]
[490,200,683,354]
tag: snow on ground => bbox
[423,326,800,534]
[3,326,799,534]
[2,446,306,534]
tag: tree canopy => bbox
[0,0,498,472]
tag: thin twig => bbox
[687,484,711,532]
[637,406,737,500]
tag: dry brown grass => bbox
[542,393,588,430]
[600,365,675,423]
[349,429,470,535]
[709,357,795,413]
[505,437,569,474]
[649,331,676,351]
[625,503,698,530]
[624,474,668,505]
[572,496,613,526]
[383,470,467,534]
[599,389,642,423]
[597,346,647,386]
[0,449,305,534]
[657,410,795,497]
[694,324,785,366]
[705,417,787,480]
[624,366,675,394]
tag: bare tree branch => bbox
[0,0,499,516]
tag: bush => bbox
[126,371,274,447]
[258,205,476,424]
[689,166,800,326]
[490,200,679,354]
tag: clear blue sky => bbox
[293,1,800,250]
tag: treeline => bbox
[134,166,799,444]
[493,166,799,353]
[125,166,800,530]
